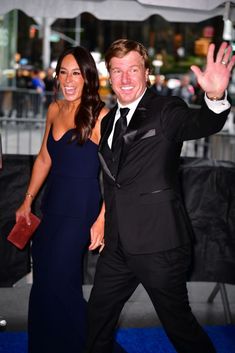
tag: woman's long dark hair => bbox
[55,46,105,144]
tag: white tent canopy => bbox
[1,0,235,69]
[0,0,235,23]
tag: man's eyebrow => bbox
[111,65,140,70]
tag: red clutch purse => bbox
[7,213,41,250]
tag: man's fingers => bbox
[207,43,215,64]
[190,65,202,79]
[222,45,232,64]
[215,42,229,63]
[227,54,235,71]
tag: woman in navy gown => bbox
[16,46,108,353]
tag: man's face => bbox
[109,51,149,106]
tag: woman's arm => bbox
[88,107,109,250]
[15,102,56,225]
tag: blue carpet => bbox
[0,326,234,353]
[116,325,235,353]
[0,332,27,353]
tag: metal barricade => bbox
[1,88,235,160]
[0,87,51,118]
[0,88,53,155]
[0,117,45,155]
[210,133,235,161]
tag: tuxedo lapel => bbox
[120,89,154,166]
[99,105,117,180]
[98,151,115,182]
[129,89,154,130]
[99,105,117,152]
[99,89,156,179]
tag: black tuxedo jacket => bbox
[99,89,229,254]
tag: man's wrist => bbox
[204,90,230,114]
[206,92,225,101]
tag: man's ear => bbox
[145,69,150,82]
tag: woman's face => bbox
[58,54,85,103]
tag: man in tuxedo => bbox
[85,39,235,353]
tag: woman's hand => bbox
[16,198,32,225]
[89,216,105,252]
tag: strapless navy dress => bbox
[28,128,102,353]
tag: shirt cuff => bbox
[204,91,231,114]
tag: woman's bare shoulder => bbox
[47,100,64,123]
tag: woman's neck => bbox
[63,99,80,114]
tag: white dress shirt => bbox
[108,90,146,148]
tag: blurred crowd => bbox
[150,73,204,105]
[0,68,230,121]
[0,67,55,118]
[0,66,234,160]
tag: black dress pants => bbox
[84,243,216,353]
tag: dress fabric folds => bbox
[28,128,101,353]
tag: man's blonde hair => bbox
[105,39,150,72]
